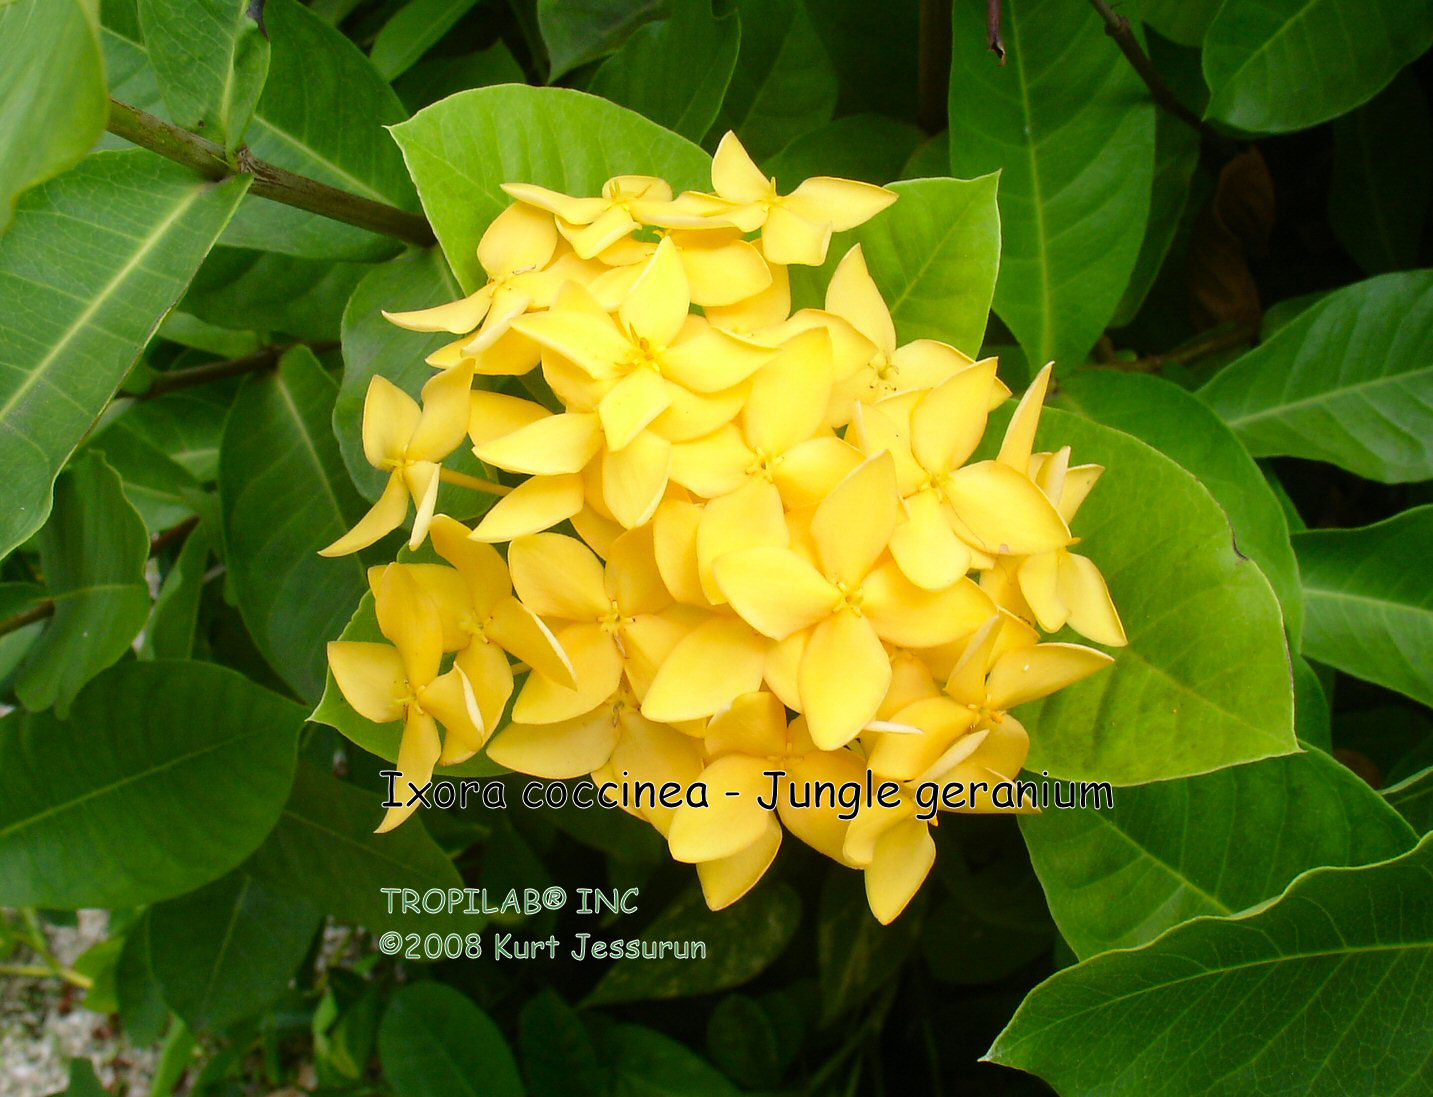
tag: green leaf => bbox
[1021,747,1416,959]
[13,455,150,717]
[141,522,212,660]
[182,247,374,342]
[901,132,949,180]
[537,0,667,80]
[817,868,918,1024]
[116,918,169,1046]
[810,1,918,120]
[241,761,469,935]
[85,420,203,534]
[110,387,232,483]
[336,248,461,500]
[0,660,303,908]
[1199,271,1433,483]
[1203,0,1433,134]
[1004,407,1296,785]
[847,175,1000,357]
[157,311,264,358]
[711,0,837,161]
[0,149,249,560]
[370,0,481,80]
[603,1023,741,1097]
[394,43,526,114]
[988,833,1433,1096]
[1056,371,1303,645]
[766,113,925,186]
[585,882,800,1006]
[706,994,788,1089]
[0,0,106,233]
[589,0,740,143]
[1329,71,1432,276]
[60,1058,107,1097]
[390,85,710,292]
[1385,766,1433,835]
[1294,507,1433,709]
[380,982,524,1097]
[219,346,368,702]
[949,0,1155,370]
[520,990,608,1097]
[1133,0,1221,46]
[138,0,270,153]
[148,869,320,1032]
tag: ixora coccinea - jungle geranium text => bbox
[321,131,1127,925]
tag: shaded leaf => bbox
[1294,507,1433,709]
[603,1023,741,1097]
[1133,0,1221,46]
[988,833,1433,1096]
[182,247,373,342]
[817,867,918,1024]
[0,660,303,908]
[1200,272,1433,483]
[370,0,481,80]
[1186,148,1273,334]
[219,346,368,702]
[767,113,924,186]
[0,150,248,560]
[519,990,608,1097]
[537,0,667,80]
[1385,767,1433,835]
[14,455,150,716]
[394,42,526,113]
[85,421,202,534]
[141,522,213,659]
[380,982,524,1097]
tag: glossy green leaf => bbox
[380,982,524,1097]
[767,113,925,186]
[520,991,608,1097]
[138,0,270,152]
[157,311,264,358]
[846,175,1001,356]
[182,247,373,342]
[1200,272,1433,483]
[85,419,202,534]
[1294,507,1433,709]
[712,0,838,160]
[589,0,741,143]
[1021,747,1416,958]
[949,0,1155,370]
[13,455,150,717]
[391,85,709,292]
[219,346,368,702]
[1134,0,1220,45]
[0,150,248,560]
[1329,71,1432,276]
[585,883,799,1006]
[242,761,469,935]
[148,869,320,1032]
[370,0,481,80]
[1007,408,1297,784]
[111,387,232,483]
[141,522,212,660]
[1385,767,1433,835]
[1203,0,1433,134]
[336,248,461,500]
[394,43,525,113]
[603,1023,741,1097]
[0,0,106,233]
[989,833,1433,1096]
[0,660,303,908]
[537,0,666,80]
[1057,371,1303,645]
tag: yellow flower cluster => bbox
[322,133,1126,924]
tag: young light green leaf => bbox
[218,346,368,702]
[949,0,1155,371]
[370,0,481,80]
[147,870,321,1032]
[712,0,837,161]
[380,983,524,1097]
[537,0,666,81]
[1005,408,1297,785]
[1200,272,1433,483]
[1056,371,1303,645]
[1329,71,1432,276]
[138,0,270,153]
[585,884,800,1006]
[1203,0,1433,134]
[0,660,303,909]
[1021,747,1417,958]
[242,761,469,936]
[14,455,150,717]
[988,833,1433,1096]
[0,0,106,233]
[1294,507,1433,709]
[0,150,249,561]
[589,0,741,143]
[390,85,709,292]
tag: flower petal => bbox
[652,498,708,606]
[374,563,444,687]
[998,361,1053,470]
[986,642,1114,710]
[676,232,771,307]
[910,358,997,473]
[327,641,406,724]
[825,244,895,354]
[863,561,994,649]
[785,176,897,231]
[468,390,551,448]
[361,375,421,468]
[944,461,1072,555]
[697,478,789,603]
[376,710,441,833]
[409,361,475,461]
[711,131,771,205]
[619,236,689,348]
[761,204,831,266]
[704,691,789,758]
[812,452,898,586]
[696,818,782,910]
[661,323,774,394]
[476,410,602,475]
[642,616,767,722]
[501,182,608,223]
[486,596,577,690]
[479,200,559,277]
[669,425,753,499]
[470,473,583,542]
[864,817,934,924]
[743,326,832,455]
[512,305,629,379]
[427,515,509,615]
[667,754,775,862]
[867,696,976,781]
[599,368,673,451]
[890,490,972,591]
[1058,551,1127,646]
[777,749,864,865]
[487,708,621,779]
[383,284,494,334]
[512,622,621,724]
[772,435,864,510]
[508,532,609,620]
[1018,550,1067,633]
[318,473,408,557]
[602,430,672,528]
[713,547,835,640]
[800,612,890,750]
[705,261,791,333]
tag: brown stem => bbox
[918,0,953,132]
[986,0,1006,64]
[0,601,55,640]
[1095,321,1256,374]
[135,340,339,401]
[107,98,436,247]
[1086,0,1222,142]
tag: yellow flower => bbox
[503,174,710,259]
[319,361,474,556]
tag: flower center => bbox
[832,580,864,616]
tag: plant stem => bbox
[986,0,1006,63]
[0,962,94,989]
[133,340,338,401]
[1094,321,1256,374]
[438,468,512,496]
[0,600,55,639]
[107,98,436,247]
[1086,0,1223,143]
